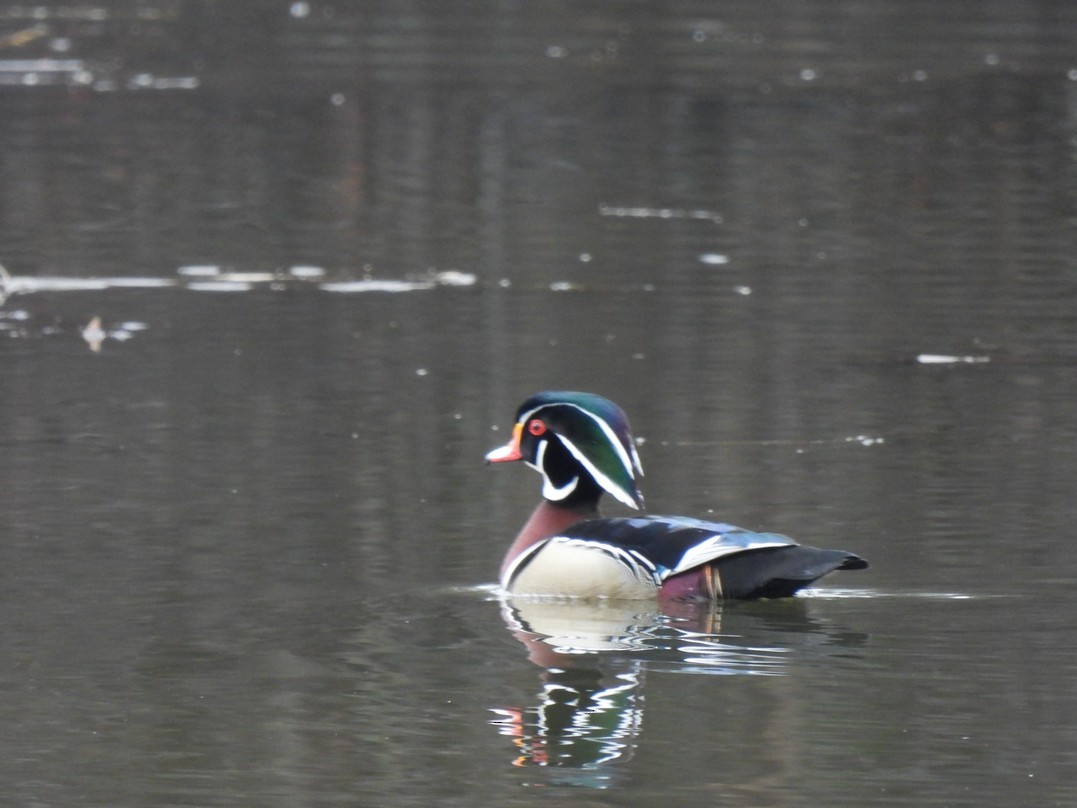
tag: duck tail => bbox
[706,545,868,599]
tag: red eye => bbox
[526,419,547,437]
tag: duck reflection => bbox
[489,662,641,771]
[490,599,661,773]
[490,596,865,776]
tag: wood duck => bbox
[486,391,868,600]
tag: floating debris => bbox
[97,277,175,288]
[432,270,477,287]
[81,316,106,352]
[185,281,253,293]
[0,57,91,87]
[1,276,173,293]
[916,354,990,365]
[0,263,479,301]
[846,435,885,447]
[698,253,729,265]
[598,204,723,224]
[217,272,276,283]
[0,25,48,50]
[80,316,148,351]
[321,279,434,293]
[126,73,199,91]
[178,267,277,285]
[288,265,326,279]
[0,306,30,337]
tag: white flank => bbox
[503,538,658,599]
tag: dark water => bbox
[2,2,1077,806]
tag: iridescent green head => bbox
[486,391,645,510]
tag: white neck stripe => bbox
[535,439,579,501]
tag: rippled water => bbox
[2,2,1076,806]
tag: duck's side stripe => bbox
[500,540,547,589]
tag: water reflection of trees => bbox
[0,2,1073,282]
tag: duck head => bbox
[486,391,645,511]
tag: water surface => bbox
[1,2,1076,806]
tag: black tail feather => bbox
[713,545,868,599]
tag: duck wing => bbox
[559,515,798,578]
[560,515,867,599]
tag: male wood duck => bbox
[486,391,868,600]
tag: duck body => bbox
[503,513,865,600]
[488,392,868,601]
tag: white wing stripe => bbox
[672,534,790,573]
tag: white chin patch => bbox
[542,473,579,501]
